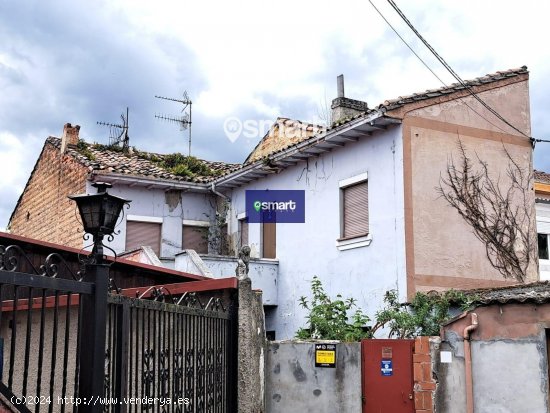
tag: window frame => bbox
[538,214,550,280]
[125,216,163,256]
[182,219,210,254]
[336,172,372,251]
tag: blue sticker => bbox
[381,360,393,376]
[246,190,305,223]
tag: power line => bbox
[386,0,531,139]
[367,0,523,136]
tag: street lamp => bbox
[68,182,130,413]
[69,182,131,262]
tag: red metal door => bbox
[361,339,414,413]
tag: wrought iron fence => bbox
[0,245,92,413]
[105,293,235,413]
[0,244,238,413]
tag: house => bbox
[7,67,538,339]
[437,281,550,413]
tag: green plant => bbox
[91,142,124,153]
[76,140,96,161]
[375,289,478,338]
[295,276,372,341]
[141,152,221,178]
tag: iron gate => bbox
[104,293,237,413]
[0,244,238,413]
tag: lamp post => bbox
[69,182,131,263]
[69,182,130,413]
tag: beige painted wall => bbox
[394,79,537,296]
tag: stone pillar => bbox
[238,278,267,413]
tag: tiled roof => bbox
[47,137,241,184]
[535,170,550,184]
[378,66,529,111]
[462,281,550,306]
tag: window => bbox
[336,173,372,251]
[341,180,369,239]
[238,217,249,248]
[262,222,276,259]
[126,220,161,256]
[182,225,209,254]
[540,233,550,260]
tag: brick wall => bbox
[8,141,87,248]
[413,336,437,413]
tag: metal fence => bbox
[0,244,238,413]
[105,293,236,413]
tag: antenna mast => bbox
[155,91,192,156]
[97,107,130,153]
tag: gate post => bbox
[78,262,110,413]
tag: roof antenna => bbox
[97,107,130,153]
[155,91,193,157]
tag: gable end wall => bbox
[8,143,87,248]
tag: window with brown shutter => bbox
[262,222,276,258]
[126,221,162,256]
[341,180,369,239]
[239,218,249,247]
[182,225,209,254]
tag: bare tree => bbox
[437,140,537,283]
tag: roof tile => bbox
[47,137,241,183]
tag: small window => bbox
[183,225,209,254]
[539,233,549,260]
[341,180,369,239]
[126,221,161,256]
[238,217,249,248]
[262,222,276,259]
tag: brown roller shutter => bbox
[126,221,161,256]
[343,181,369,238]
[183,225,209,254]
[262,222,276,258]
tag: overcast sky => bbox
[1,0,549,229]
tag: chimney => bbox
[331,75,368,124]
[60,123,80,153]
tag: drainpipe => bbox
[211,182,230,201]
[463,313,478,413]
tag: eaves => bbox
[213,110,402,190]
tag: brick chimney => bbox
[60,123,80,153]
[331,75,368,124]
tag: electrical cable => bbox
[386,0,531,139]
[367,0,525,137]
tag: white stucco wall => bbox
[228,126,406,339]
[537,201,550,280]
[85,182,217,258]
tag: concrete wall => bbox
[228,125,407,339]
[438,303,550,413]
[266,341,361,413]
[175,252,279,305]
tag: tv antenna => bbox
[97,107,130,153]
[155,91,192,156]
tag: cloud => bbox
[0,0,549,228]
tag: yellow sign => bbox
[316,350,335,364]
